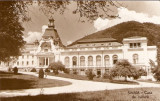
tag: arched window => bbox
[96,55,101,66]
[88,56,93,66]
[113,55,118,64]
[104,55,110,66]
[133,54,138,64]
[80,56,85,66]
[72,56,77,66]
[65,57,70,67]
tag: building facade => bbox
[0,19,157,75]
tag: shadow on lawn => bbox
[0,78,34,90]
[0,93,87,101]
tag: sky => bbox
[23,1,160,45]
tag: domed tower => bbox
[42,18,63,47]
[36,18,63,68]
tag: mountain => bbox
[69,21,160,46]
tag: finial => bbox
[48,16,55,28]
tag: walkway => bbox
[0,72,160,98]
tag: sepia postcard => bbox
[0,0,160,101]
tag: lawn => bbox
[138,80,160,84]
[47,72,139,85]
[0,71,71,90]
[1,87,160,101]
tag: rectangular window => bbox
[130,43,133,48]
[134,43,137,47]
[138,43,141,47]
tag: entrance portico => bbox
[37,54,55,68]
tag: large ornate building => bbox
[0,19,157,75]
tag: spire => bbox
[48,16,55,28]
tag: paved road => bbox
[0,72,160,98]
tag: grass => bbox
[1,87,160,101]
[0,71,71,90]
[47,72,139,85]
[138,80,160,84]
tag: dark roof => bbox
[43,28,58,39]
[42,27,64,47]
[125,36,145,39]
[77,38,116,43]
[68,37,117,47]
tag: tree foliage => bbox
[49,61,65,71]
[38,1,119,22]
[110,59,137,81]
[39,68,44,78]
[0,1,118,62]
[85,69,95,80]
[0,1,32,62]
[151,43,160,81]
[13,67,18,74]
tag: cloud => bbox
[94,7,160,31]
[24,25,48,43]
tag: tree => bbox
[110,59,137,81]
[0,1,31,62]
[151,42,160,81]
[38,1,119,22]
[39,68,44,78]
[85,69,95,80]
[49,61,65,75]
[13,66,18,74]
[0,1,118,62]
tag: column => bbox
[85,56,88,68]
[48,57,50,66]
[101,52,104,67]
[70,56,72,68]
[45,57,46,66]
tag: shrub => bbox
[133,69,147,80]
[110,59,138,81]
[49,61,65,71]
[64,68,70,74]
[30,68,36,72]
[138,69,147,76]
[151,66,160,81]
[39,68,44,78]
[103,72,112,80]
[53,69,59,75]
[45,68,50,72]
[85,70,95,80]
[13,67,18,74]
